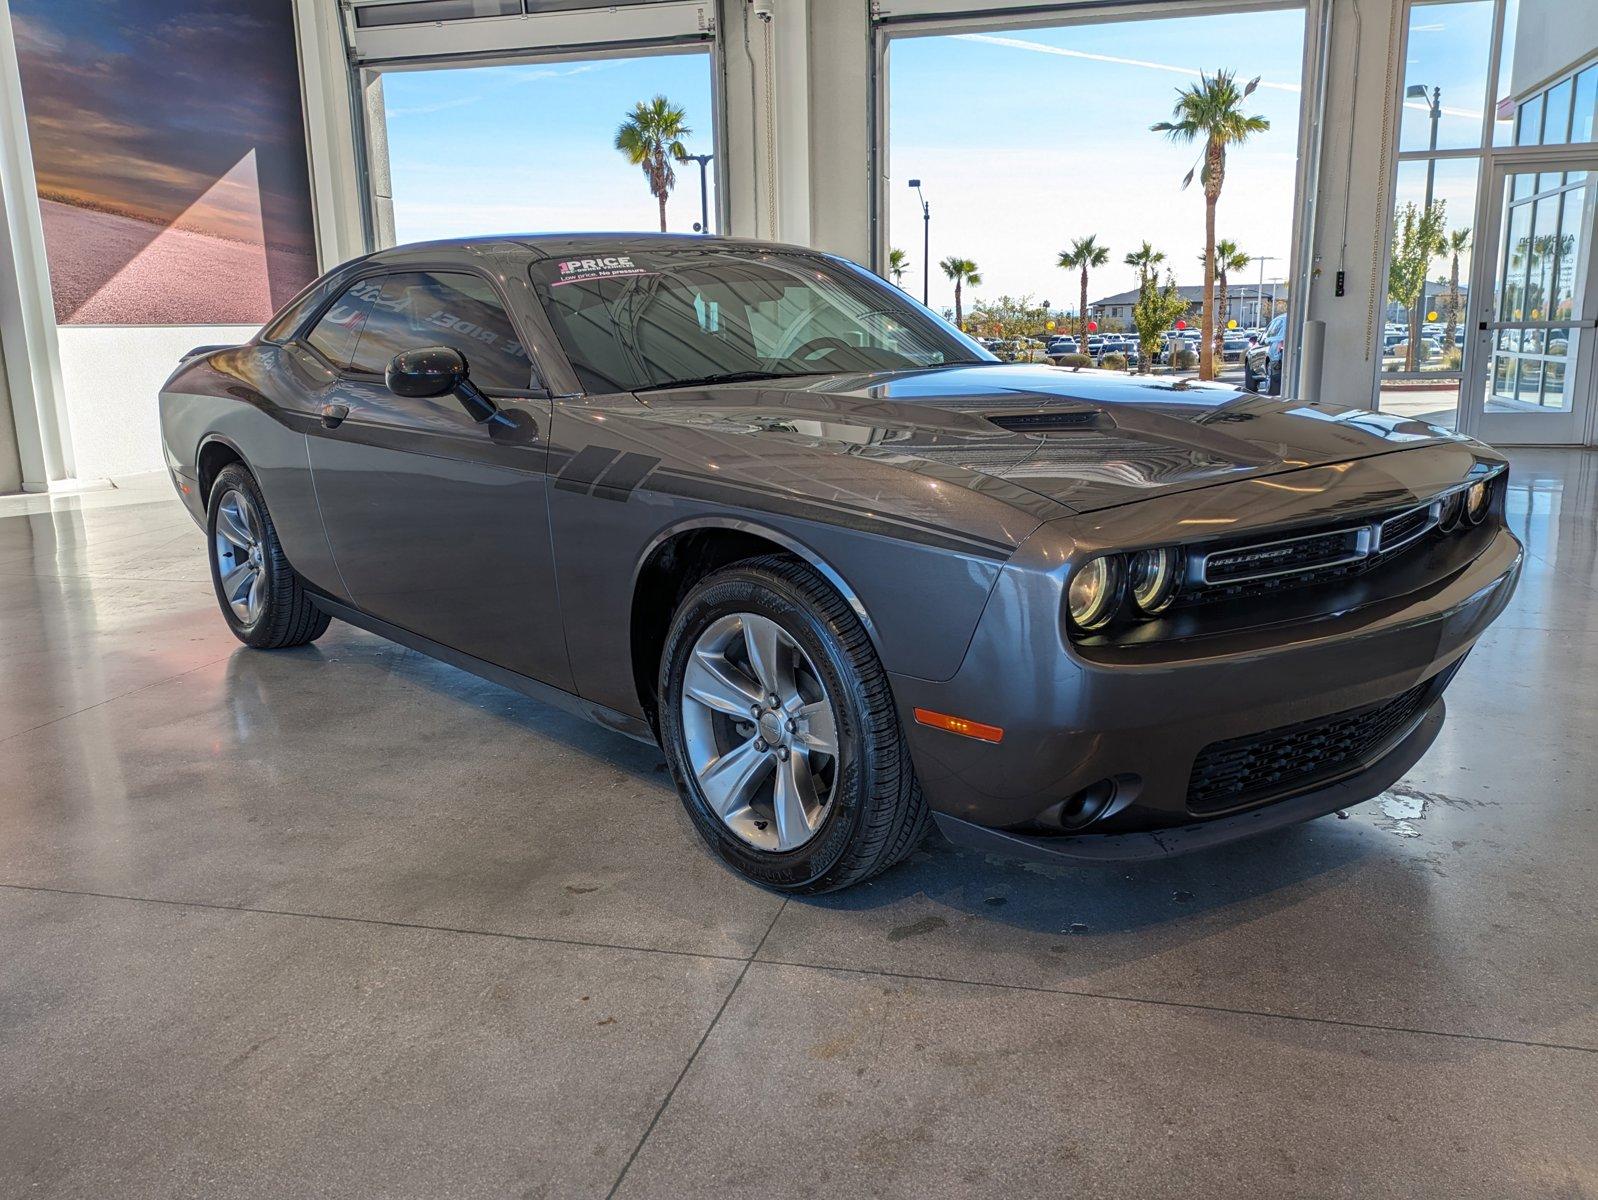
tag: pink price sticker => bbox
[552,256,648,286]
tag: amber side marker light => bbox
[913,708,1004,744]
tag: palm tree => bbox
[887,248,909,288]
[1152,69,1270,380]
[1124,241,1165,290]
[1442,227,1471,349]
[1057,236,1110,351]
[1204,238,1251,355]
[614,95,691,233]
[939,257,981,329]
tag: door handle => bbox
[320,402,349,429]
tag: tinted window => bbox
[306,277,383,368]
[347,271,535,390]
[529,249,990,393]
[261,279,326,344]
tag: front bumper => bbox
[932,698,1443,862]
[890,519,1521,844]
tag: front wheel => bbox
[658,556,928,893]
[1242,358,1258,392]
[207,463,331,649]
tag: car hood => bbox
[631,363,1464,513]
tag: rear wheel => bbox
[658,555,928,893]
[1242,357,1258,392]
[207,463,331,649]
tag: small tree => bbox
[887,248,909,288]
[1387,200,1447,371]
[1132,272,1192,374]
[965,294,1053,360]
[1208,238,1251,352]
[939,257,982,329]
[1440,227,1470,350]
[1124,241,1165,290]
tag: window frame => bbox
[295,261,549,395]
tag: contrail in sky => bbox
[956,32,1482,120]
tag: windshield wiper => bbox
[633,370,814,392]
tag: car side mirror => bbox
[386,346,499,423]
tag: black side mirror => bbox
[386,346,499,423]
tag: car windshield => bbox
[529,248,992,393]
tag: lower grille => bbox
[1186,682,1433,815]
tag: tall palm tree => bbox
[1204,238,1251,353]
[1057,235,1110,350]
[939,257,981,329]
[1124,241,1165,290]
[887,248,909,288]
[1152,69,1270,380]
[1442,227,1471,349]
[614,95,691,233]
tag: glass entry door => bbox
[1461,156,1598,444]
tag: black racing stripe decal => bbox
[554,445,620,494]
[646,469,1014,561]
[591,452,660,502]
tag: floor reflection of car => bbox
[1243,312,1287,393]
[158,234,1521,895]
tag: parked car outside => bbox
[1243,312,1288,393]
[160,235,1520,893]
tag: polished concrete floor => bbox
[1,454,1595,1199]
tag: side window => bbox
[305,277,383,368]
[261,280,325,344]
[347,270,535,390]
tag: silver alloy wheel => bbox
[680,612,840,853]
[213,488,267,626]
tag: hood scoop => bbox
[986,409,1110,434]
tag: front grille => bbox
[1375,504,1434,552]
[1202,527,1364,584]
[1186,681,1433,814]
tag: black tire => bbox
[658,555,929,894]
[206,463,331,649]
[1242,358,1257,393]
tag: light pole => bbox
[679,152,714,235]
[1249,254,1279,327]
[908,179,930,305]
[1405,84,1442,369]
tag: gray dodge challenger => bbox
[160,235,1521,893]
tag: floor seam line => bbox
[750,957,1598,1055]
[0,882,752,965]
[604,898,791,1199]
[0,655,234,746]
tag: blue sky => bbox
[888,10,1308,310]
[380,50,717,242]
[381,9,1335,313]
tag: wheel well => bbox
[197,440,245,503]
[631,528,792,732]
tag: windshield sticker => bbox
[552,256,648,286]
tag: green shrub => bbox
[1100,352,1128,371]
[1059,353,1091,368]
[1174,348,1199,370]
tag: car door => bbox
[303,267,570,690]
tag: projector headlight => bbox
[1438,489,1465,532]
[1465,479,1491,524]
[1067,555,1122,631]
[1128,547,1179,615]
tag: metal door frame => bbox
[1457,147,1598,446]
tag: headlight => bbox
[1465,480,1491,524]
[1128,547,1179,614]
[1067,555,1122,630]
[1438,489,1464,532]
